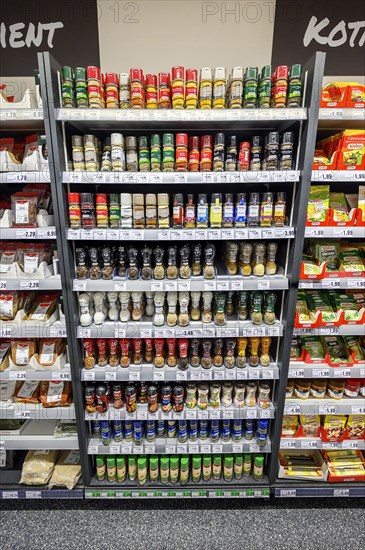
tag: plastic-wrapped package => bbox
[19,450,58,485]
[48,450,81,490]
[39,381,72,408]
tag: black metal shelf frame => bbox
[33,51,326,490]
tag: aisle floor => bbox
[1,498,363,550]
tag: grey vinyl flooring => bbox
[0,498,364,550]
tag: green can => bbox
[74,67,86,82]
[202,455,212,482]
[234,454,243,479]
[138,135,150,171]
[128,456,137,481]
[151,134,161,171]
[62,65,74,82]
[96,456,106,481]
[212,454,222,480]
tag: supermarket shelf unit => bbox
[38,50,328,499]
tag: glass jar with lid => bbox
[223,193,234,227]
[153,246,165,280]
[127,246,139,280]
[224,241,239,276]
[190,291,201,321]
[213,338,224,367]
[192,244,202,277]
[190,338,200,368]
[248,193,260,227]
[260,192,274,227]
[266,242,278,275]
[166,292,178,327]
[179,244,191,279]
[210,193,223,228]
[141,245,153,280]
[202,291,213,324]
[248,337,260,367]
[224,339,236,369]
[201,339,212,369]
[238,291,249,320]
[166,246,178,279]
[185,194,196,228]
[252,243,266,277]
[203,243,215,279]
[178,292,190,327]
[239,243,253,276]
[214,292,227,326]
[221,381,233,408]
[196,194,209,228]
[250,292,263,325]
[263,292,277,325]
[236,337,248,368]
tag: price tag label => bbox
[0,441,5,451]
[67,229,80,240]
[334,227,353,238]
[25,491,42,499]
[208,229,221,240]
[0,281,6,290]
[212,444,223,453]
[144,445,155,454]
[248,229,262,239]
[333,488,350,497]
[9,371,27,380]
[14,410,31,419]
[262,369,274,379]
[38,227,57,239]
[106,230,120,240]
[204,281,216,291]
[306,226,325,238]
[16,229,36,239]
[80,229,94,240]
[114,281,126,291]
[83,371,95,381]
[115,328,127,338]
[334,369,351,378]
[0,110,16,120]
[201,370,212,380]
[74,280,87,291]
[190,370,201,380]
[165,281,178,291]
[322,279,340,289]
[140,328,152,338]
[275,227,295,238]
[313,368,330,378]
[221,228,235,239]
[195,230,207,240]
[2,491,18,499]
[284,405,301,415]
[138,174,149,184]
[352,406,365,414]
[153,370,164,381]
[236,369,248,379]
[158,231,170,241]
[281,439,297,449]
[150,174,162,183]
[289,369,305,378]
[248,369,260,379]
[133,446,143,454]
[185,410,196,420]
[88,445,98,454]
[348,279,365,289]
[262,228,275,239]
[86,110,100,120]
[246,409,258,419]
[231,280,243,291]
[176,371,187,381]
[202,326,215,338]
[123,446,132,455]
[279,489,297,498]
[53,371,70,381]
[188,444,199,453]
[235,228,248,240]
[170,230,183,240]
[20,280,39,290]
[129,371,140,381]
[151,282,163,292]
[105,371,117,381]
[78,327,91,338]
[225,370,235,380]
[130,230,144,240]
[258,280,270,290]
[301,440,318,449]
[178,281,190,291]
[175,174,187,184]
[209,409,220,419]
[319,405,336,414]
[216,280,229,291]
[182,230,194,241]
[342,440,359,449]
[93,229,106,240]
[7,172,28,183]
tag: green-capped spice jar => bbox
[160,456,170,484]
[163,133,175,172]
[96,456,106,481]
[253,454,264,481]
[107,455,117,483]
[223,454,234,482]
[287,64,302,108]
[202,455,212,481]
[170,456,180,484]
[212,454,222,480]
[234,454,243,479]
[151,134,161,172]
[117,456,127,483]
[192,455,202,482]
[149,456,159,483]
[138,136,150,172]
[137,457,148,485]
[180,455,189,485]
[243,453,252,477]
[128,456,137,481]
[259,65,272,109]
[244,67,258,108]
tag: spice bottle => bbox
[244,67,258,108]
[214,292,227,326]
[132,194,145,228]
[80,192,96,229]
[239,141,250,171]
[178,292,190,327]
[189,338,200,368]
[260,192,274,227]
[213,455,222,480]
[197,194,209,228]
[157,193,170,228]
[249,336,260,367]
[280,132,294,170]
[146,194,157,229]
[201,339,212,369]
[225,136,238,171]
[158,72,171,109]
[250,136,262,171]
[145,73,158,109]
[224,339,236,369]
[109,194,120,228]
[224,241,238,275]
[189,136,200,172]
[68,192,81,229]
[126,136,138,172]
[185,69,198,109]
[141,245,153,280]
[153,246,165,280]
[263,131,279,171]
[172,66,185,109]
[166,338,177,367]
[166,246,178,279]
[154,338,165,368]
[251,293,263,325]
[236,337,248,368]
[213,132,225,172]
[178,338,189,370]
[252,243,266,277]
[287,64,302,108]
[210,193,223,228]
[192,455,202,482]
[185,194,196,228]
[101,246,114,279]
[173,193,184,228]
[105,72,119,109]
[223,193,234,228]
[176,133,188,172]
[151,134,161,172]
[191,244,202,277]
[213,338,224,367]
[199,68,213,109]
[153,292,166,327]
[120,339,131,368]
[119,73,130,108]
[243,454,252,477]
[237,290,249,319]
[138,136,150,172]
[121,193,132,228]
[110,133,125,172]
[101,138,112,172]
[272,65,289,108]
[235,193,247,227]
[173,385,184,412]
[190,291,201,321]
[228,67,243,109]
[62,66,75,108]
[253,455,264,480]
[72,136,85,171]
[259,65,272,108]
[248,193,260,227]
[127,247,139,280]
[274,192,286,226]
[203,243,215,279]
[223,455,234,481]
[84,134,98,171]
[130,68,144,108]
[87,66,102,109]
[201,135,213,172]
[76,248,89,279]
[266,243,278,276]
[260,337,271,367]
[213,67,226,109]
[162,133,175,171]
[166,292,178,326]
[202,291,213,323]
[263,292,277,325]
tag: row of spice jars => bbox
[76,243,219,280]
[82,337,273,370]
[68,191,288,230]
[287,378,365,400]
[78,290,278,327]
[85,380,272,413]
[62,64,301,109]
[92,418,269,446]
[70,132,294,172]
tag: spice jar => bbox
[198,383,209,409]
[192,244,202,277]
[138,383,148,405]
[185,194,196,228]
[202,291,213,324]
[145,73,157,109]
[132,339,143,365]
[286,379,295,398]
[84,135,98,171]
[228,67,243,108]
[80,192,96,229]
[190,339,200,368]
[224,339,236,369]
[119,72,130,108]
[222,381,233,407]
[225,136,238,171]
[166,246,178,279]
[259,65,271,108]
[109,194,120,228]
[83,340,96,370]
[209,382,221,408]
[147,384,159,413]
[235,193,247,227]
[186,382,197,408]
[245,381,257,407]
[327,379,345,400]
[96,339,108,367]
[173,385,184,412]
[260,337,271,367]
[239,142,250,171]
[146,194,157,229]
[197,194,209,228]
[250,136,262,171]
[185,68,198,109]
[108,338,120,367]
[226,291,234,317]
[72,136,85,171]
[172,66,185,109]
[244,66,258,108]
[252,243,266,277]
[130,68,145,108]
[201,339,212,369]
[126,136,138,171]
[101,138,111,172]
[163,133,175,171]
[213,67,226,109]
[131,291,143,321]
[272,65,289,108]
[310,379,327,399]
[179,244,191,279]
[153,292,166,326]
[161,384,172,412]
[68,192,81,229]
[101,247,114,280]
[108,292,119,322]
[239,243,253,276]
[236,337,248,368]
[201,135,213,172]
[158,193,169,228]
[258,383,271,408]
[214,292,227,326]
[127,246,139,280]
[234,382,246,408]
[190,291,201,321]
[158,72,171,109]
[119,338,131,368]
[133,194,145,229]
[178,339,189,371]
[248,193,260,227]
[213,132,225,171]
[146,292,155,317]
[76,247,89,279]
[210,193,223,228]
[173,193,184,228]
[224,241,238,276]
[141,245,153,280]
[125,383,137,413]
[238,291,249,320]
[154,339,165,368]
[153,246,165,280]
[178,292,190,327]
[213,338,224,367]
[274,192,287,226]
[189,136,200,172]
[121,193,132,228]
[294,380,311,400]
[111,133,125,172]
[118,292,131,322]
[176,133,188,171]
[166,292,178,327]
[266,243,278,276]
[117,246,127,278]
[199,67,212,109]
[144,338,154,363]
[223,193,234,227]
[112,384,123,410]
[203,243,215,279]
[280,132,294,170]
[248,336,260,368]
[263,292,277,325]
[166,338,177,367]
[138,135,150,172]
[260,192,274,227]
[89,247,101,280]
[251,292,263,325]
[96,194,108,229]
[151,134,161,172]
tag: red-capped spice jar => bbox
[144,338,154,363]
[119,338,131,368]
[344,379,361,398]
[239,142,250,171]
[186,69,198,109]
[130,68,144,109]
[158,72,171,109]
[189,136,200,172]
[146,74,158,109]
[95,194,108,228]
[105,72,119,109]
[272,65,289,108]
[113,383,123,409]
[68,192,81,229]
[175,133,188,172]
[201,135,213,172]
[172,66,185,109]
[96,338,108,367]
[108,338,119,367]
[166,338,177,367]
[125,383,137,413]
[132,338,143,365]
[96,384,109,413]
[84,385,96,412]
[83,339,96,369]
[154,338,165,368]
[87,66,102,109]
[178,338,189,371]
